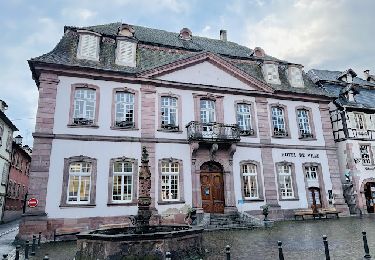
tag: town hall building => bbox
[20,22,349,238]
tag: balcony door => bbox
[308,187,322,212]
[200,99,216,138]
[200,162,224,213]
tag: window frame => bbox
[111,88,139,130]
[0,124,3,147]
[354,112,367,131]
[235,100,257,137]
[295,106,316,140]
[287,66,304,88]
[360,144,373,165]
[76,30,101,61]
[158,158,185,204]
[60,156,97,207]
[193,93,224,123]
[1,162,9,186]
[270,104,290,138]
[68,84,100,128]
[262,62,281,84]
[240,160,264,201]
[158,93,182,132]
[115,39,137,67]
[107,157,138,206]
[302,162,327,208]
[276,162,299,201]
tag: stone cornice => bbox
[33,132,337,151]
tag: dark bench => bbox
[294,209,323,220]
[53,227,86,241]
[319,208,341,219]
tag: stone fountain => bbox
[75,147,203,259]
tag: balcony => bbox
[186,121,240,142]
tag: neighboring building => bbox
[20,23,348,239]
[308,69,375,214]
[0,100,18,222]
[3,136,31,222]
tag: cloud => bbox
[61,8,97,22]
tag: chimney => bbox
[220,30,227,41]
[0,100,8,112]
[14,135,23,145]
[364,70,370,80]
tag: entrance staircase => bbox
[200,211,265,230]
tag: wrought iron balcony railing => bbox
[186,121,241,142]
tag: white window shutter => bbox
[78,34,99,60]
[116,41,136,67]
[365,114,372,130]
[348,112,357,129]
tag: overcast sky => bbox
[0,0,374,146]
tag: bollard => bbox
[225,245,231,260]
[25,240,29,260]
[15,245,20,260]
[165,251,171,260]
[38,232,42,248]
[362,231,371,259]
[278,241,285,260]
[323,235,330,260]
[43,255,49,260]
[31,235,36,256]
[2,255,7,260]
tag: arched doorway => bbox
[364,182,375,213]
[307,187,322,213]
[200,161,224,213]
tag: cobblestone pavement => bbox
[0,219,19,257]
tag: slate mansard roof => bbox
[308,69,375,110]
[29,22,328,97]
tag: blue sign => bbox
[238,199,244,205]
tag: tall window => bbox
[161,161,179,201]
[242,164,258,199]
[77,33,99,61]
[200,100,216,123]
[115,92,135,128]
[305,166,318,180]
[73,88,96,125]
[237,104,253,135]
[360,145,372,165]
[272,106,287,136]
[67,162,91,203]
[161,97,178,129]
[354,113,366,130]
[297,109,312,138]
[112,161,133,202]
[278,164,294,199]
[1,162,9,185]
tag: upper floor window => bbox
[262,63,281,84]
[112,161,133,202]
[354,113,366,130]
[115,40,137,67]
[297,109,313,138]
[77,32,100,61]
[237,104,253,135]
[242,164,258,199]
[305,166,318,180]
[1,162,9,186]
[161,96,178,129]
[0,124,3,146]
[360,145,372,165]
[161,161,179,201]
[277,164,294,199]
[67,162,92,204]
[73,88,96,126]
[115,92,135,128]
[200,100,216,123]
[288,67,304,88]
[271,106,288,137]
[5,132,12,152]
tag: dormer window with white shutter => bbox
[76,30,100,61]
[115,40,137,67]
[262,63,281,84]
[288,66,304,88]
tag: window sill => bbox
[279,198,299,201]
[298,137,317,141]
[59,204,96,208]
[272,135,291,139]
[157,129,183,133]
[110,126,139,131]
[242,198,264,202]
[107,202,137,206]
[67,124,99,129]
[158,200,185,205]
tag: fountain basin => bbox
[75,225,204,259]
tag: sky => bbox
[0,0,374,146]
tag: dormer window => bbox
[179,28,192,40]
[77,31,100,61]
[288,66,304,88]
[262,63,281,84]
[337,69,357,83]
[115,40,137,67]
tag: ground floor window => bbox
[161,161,179,201]
[242,164,258,199]
[277,163,294,199]
[67,162,91,203]
[112,161,133,202]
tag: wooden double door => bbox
[308,187,322,212]
[200,171,225,213]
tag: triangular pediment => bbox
[139,52,273,93]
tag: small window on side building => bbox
[77,32,100,61]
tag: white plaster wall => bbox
[272,149,333,209]
[54,76,141,137]
[154,143,192,213]
[337,141,348,183]
[46,139,141,218]
[232,147,264,212]
[157,61,255,91]
[267,98,326,146]
[0,122,13,198]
